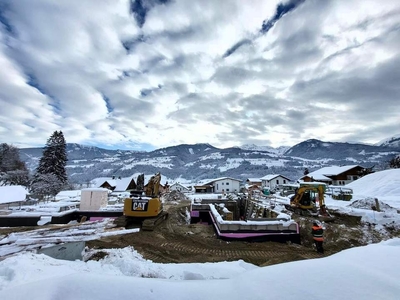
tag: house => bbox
[99,176,137,192]
[299,165,364,185]
[246,178,262,187]
[170,182,191,193]
[194,184,214,193]
[260,174,291,191]
[246,184,262,196]
[0,185,28,209]
[196,177,241,194]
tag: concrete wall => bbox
[37,241,86,261]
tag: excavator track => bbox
[141,211,169,231]
[284,204,335,222]
[140,241,327,264]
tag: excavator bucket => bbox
[318,205,335,222]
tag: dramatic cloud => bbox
[0,0,399,150]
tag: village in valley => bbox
[1,134,400,265]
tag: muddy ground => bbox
[2,198,399,267]
[85,200,400,267]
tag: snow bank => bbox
[346,169,400,207]
[0,239,399,299]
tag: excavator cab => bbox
[286,183,335,221]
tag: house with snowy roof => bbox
[246,178,262,187]
[299,165,364,185]
[260,174,291,191]
[170,182,191,193]
[0,185,28,209]
[99,176,137,192]
[194,177,241,194]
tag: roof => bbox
[203,177,242,185]
[0,186,28,204]
[114,177,135,191]
[170,182,189,191]
[302,165,363,180]
[82,188,109,192]
[55,190,81,200]
[246,178,262,183]
[170,182,190,189]
[91,177,112,187]
[194,185,213,188]
[99,176,135,191]
[260,174,291,181]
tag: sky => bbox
[0,0,400,151]
[1,170,400,299]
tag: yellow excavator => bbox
[118,172,168,230]
[285,182,335,222]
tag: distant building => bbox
[170,182,191,193]
[246,178,262,187]
[299,165,364,185]
[99,176,137,192]
[195,177,241,194]
[260,174,291,191]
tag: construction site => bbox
[84,188,399,267]
[2,173,400,267]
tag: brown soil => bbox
[3,199,398,267]
[85,201,358,266]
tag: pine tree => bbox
[389,154,400,169]
[0,143,29,186]
[30,173,63,201]
[35,131,68,184]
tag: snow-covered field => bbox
[1,169,400,299]
[0,239,399,299]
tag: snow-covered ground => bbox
[0,239,399,299]
[1,169,400,299]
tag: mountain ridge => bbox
[17,136,400,184]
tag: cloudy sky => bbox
[0,0,399,151]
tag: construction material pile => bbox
[162,191,189,202]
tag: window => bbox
[222,182,224,185]
[226,189,230,192]
[226,182,229,185]
[283,180,286,184]
[353,176,358,180]
[276,180,279,184]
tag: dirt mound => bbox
[162,190,189,202]
[349,197,397,213]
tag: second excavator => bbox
[285,182,335,222]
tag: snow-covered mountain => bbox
[18,139,399,184]
[376,134,400,148]
[239,144,290,155]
